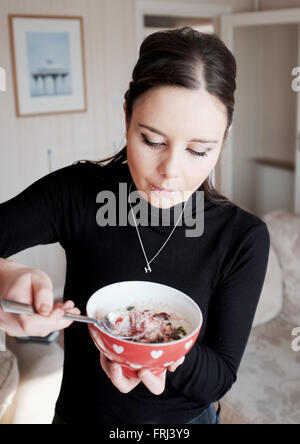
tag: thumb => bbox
[31,272,54,316]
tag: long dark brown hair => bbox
[75,27,236,205]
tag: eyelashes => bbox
[141,134,208,158]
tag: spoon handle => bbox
[0,298,96,326]
[1,298,146,340]
[63,312,97,325]
[0,298,35,315]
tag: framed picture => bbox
[9,14,87,117]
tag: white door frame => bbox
[135,0,233,55]
[220,8,300,213]
[135,1,233,187]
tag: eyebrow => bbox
[138,123,219,144]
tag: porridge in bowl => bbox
[96,301,193,343]
[87,281,203,378]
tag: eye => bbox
[186,148,208,158]
[141,134,208,158]
[141,133,165,149]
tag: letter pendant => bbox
[144,264,152,273]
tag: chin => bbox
[149,195,182,209]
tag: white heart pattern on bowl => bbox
[163,361,174,367]
[151,350,163,359]
[130,363,142,369]
[185,340,193,350]
[113,344,124,354]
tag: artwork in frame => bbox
[9,15,87,117]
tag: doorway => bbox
[220,8,300,216]
[135,1,233,54]
[143,15,215,39]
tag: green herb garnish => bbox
[169,326,187,340]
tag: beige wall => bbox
[232,23,297,214]
[1,0,299,291]
[261,24,298,163]
[0,0,138,293]
[261,0,300,10]
[149,0,254,12]
[0,0,137,202]
[0,0,254,293]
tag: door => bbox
[220,8,300,216]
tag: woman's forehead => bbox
[132,87,227,138]
[135,86,225,116]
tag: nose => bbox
[157,147,180,180]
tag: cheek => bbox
[127,140,151,175]
[129,139,155,167]
[188,154,219,185]
[204,147,221,171]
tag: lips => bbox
[151,184,176,193]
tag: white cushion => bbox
[4,336,63,424]
[222,316,300,424]
[252,244,283,328]
[0,348,19,419]
[262,211,300,325]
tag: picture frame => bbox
[9,14,87,117]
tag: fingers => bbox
[50,301,81,331]
[136,356,185,395]
[31,271,54,316]
[62,300,76,311]
[99,352,182,396]
[100,352,141,394]
[99,353,183,396]
[137,369,167,395]
[168,356,185,373]
[18,300,81,337]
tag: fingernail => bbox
[39,304,51,315]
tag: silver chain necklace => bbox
[128,181,188,273]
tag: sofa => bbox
[221,210,300,424]
[1,210,299,424]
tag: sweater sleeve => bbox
[0,166,80,259]
[167,222,270,405]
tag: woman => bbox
[0,28,270,424]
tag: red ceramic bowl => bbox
[86,281,203,378]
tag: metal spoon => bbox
[0,298,146,341]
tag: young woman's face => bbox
[124,86,228,209]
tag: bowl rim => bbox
[86,280,203,347]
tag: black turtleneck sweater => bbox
[0,161,270,424]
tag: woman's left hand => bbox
[100,351,185,395]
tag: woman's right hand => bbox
[0,265,80,337]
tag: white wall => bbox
[255,164,295,215]
[7,0,300,294]
[261,0,300,10]
[0,0,137,294]
[0,0,255,293]
[231,22,297,215]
